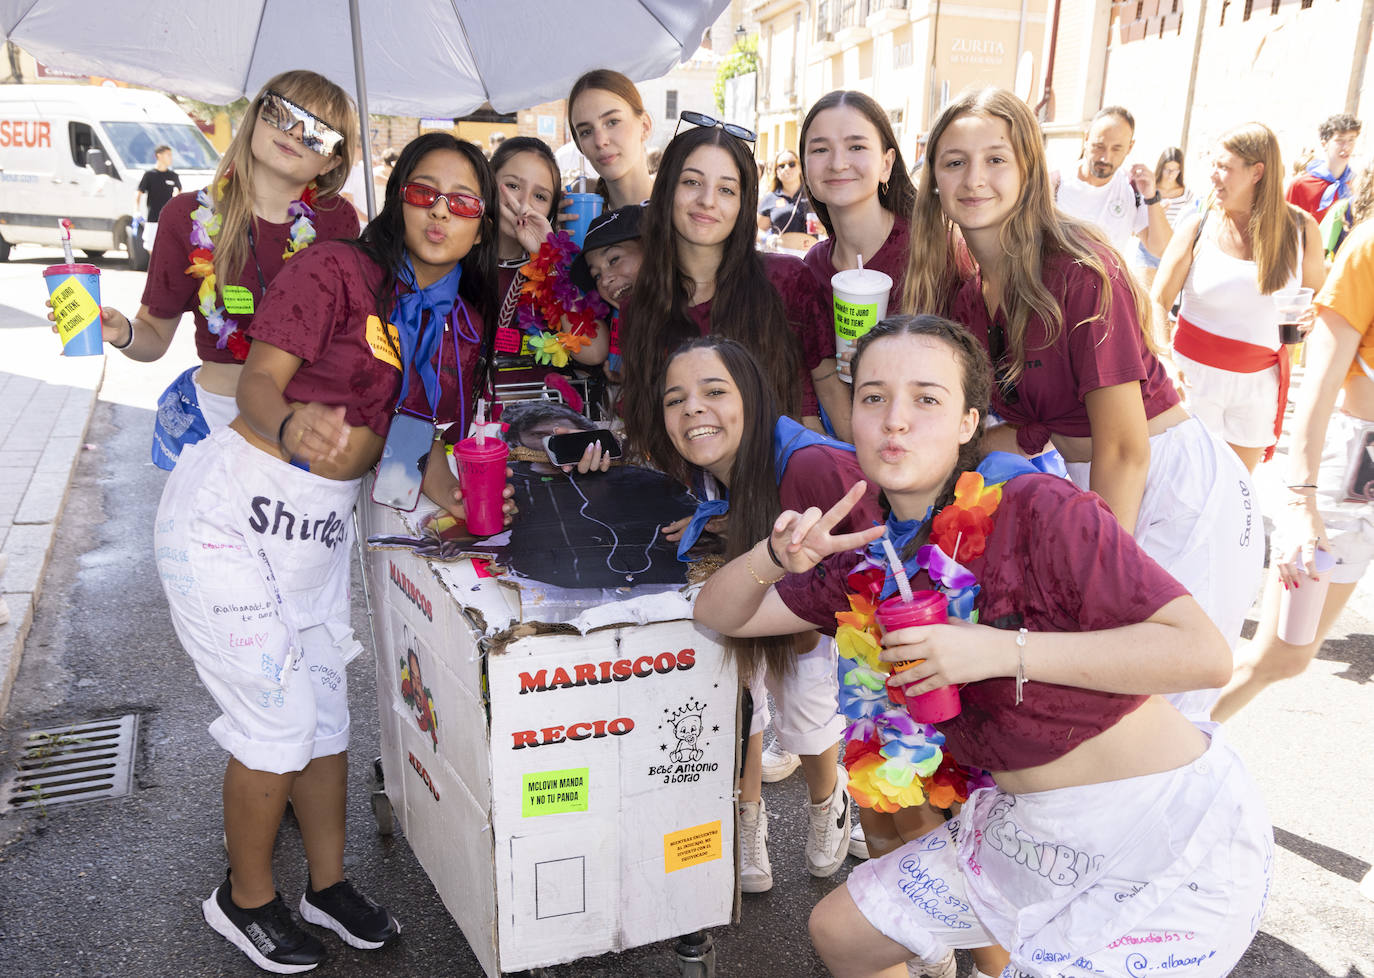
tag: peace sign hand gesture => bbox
[769,480,885,575]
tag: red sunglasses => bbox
[400,182,485,218]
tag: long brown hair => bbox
[798,90,917,238]
[621,125,800,460]
[903,87,1156,385]
[567,69,648,201]
[1218,122,1300,294]
[210,70,358,293]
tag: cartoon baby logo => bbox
[398,625,439,750]
[646,697,722,784]
[668,700,705,763]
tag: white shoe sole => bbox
[202,889,320,974]
[848,835,871,859]
[760,750,800,783]
[299,893,398,950]
[740,874,774,893]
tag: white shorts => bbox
[193,369,240,431]
[847,726,1273,978]
[155,427,364,774]
[1173,353,1278,448]
[1067,416,1264,720]
[748,636,844,755]
[1315,411,1374,584]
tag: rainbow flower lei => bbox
[495,231,608,369]
[834,469,1010,811]
[186,177,318,361]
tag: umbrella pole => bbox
[348,0,377,220]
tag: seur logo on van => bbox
[0,120,51,147]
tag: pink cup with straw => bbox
[455,407,509,536]
[875,590,962,723]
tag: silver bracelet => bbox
[111,313,134,350]
[1014,627,1029,705]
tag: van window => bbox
[68,121,115,175]
[103,122,219,171]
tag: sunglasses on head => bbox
[675,110,757,144]
[257,90,344,157]
[400,182,485,218]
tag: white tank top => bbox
[1179,217,1300,346]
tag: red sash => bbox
[1174,315,1290,462]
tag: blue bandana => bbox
[1305,158,1352,215]
[393,256,461,417]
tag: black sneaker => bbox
[202,873,326,974]
[300,879,400,950]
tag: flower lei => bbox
[495,231,608,369]
[834,469,1010,812]
[186,177,318,362]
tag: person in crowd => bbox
[906,87,1262,722]
[692,314,1273,978]
[799,90,918,405]
[1214,161,1374,721]
[757,148,815,249]
[1286,112,1362,224]
[90,71,361,470]
[1152,123,1325,472]
[567,69,655,208]
[135,143,181,254]
[1129,146,1197,289]
[1054,105,1173,264]
[618,121,841,454]
[652,336,876,893]
[489,136,609,403]
[153,131,510,973]
[488,130,507,158]
[570,203,645,388]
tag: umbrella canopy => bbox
[0,0,730,118]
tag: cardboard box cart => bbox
[358,494,739,976]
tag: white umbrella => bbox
[2,0,729,212]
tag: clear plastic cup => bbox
[563,193,604,249]
[1278,548,1337,645]
[455,436,510,536]
[1272,286,1314,346]
[831,267,892,382]
[874,591,961,722]
[44,263,104,356]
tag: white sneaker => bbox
[738,799,773,892]
[907,951,957,978]
[760,742,800,782]
[805,765,851,877]
[848,821,870,860]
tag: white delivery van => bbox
[0,84,220,268]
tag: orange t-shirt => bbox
[1316,220,1374,383]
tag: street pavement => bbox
[0,243,1370,977]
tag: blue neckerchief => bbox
[772,416,854,475]
[393,256,461,417]
[866,451,1041,599]
[676,496,730,561]
[1305,158,1352,215]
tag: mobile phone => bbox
[1345,427,1374,502]
[371,412,435,511]
[544,429,621,467]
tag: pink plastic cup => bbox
[455,436,510,536]
[1278,549,1337,645]
[875,591,962,722]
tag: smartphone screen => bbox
[544,429,621,467]
[372,412,435,511]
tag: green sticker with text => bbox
[221,285,255,315]
[522,767,589,817]
[833,296,878,342]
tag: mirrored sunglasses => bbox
[401,182,485,218]
[675,110,757,144]
[258,90,345,157]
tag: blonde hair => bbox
[903,87,1155,384]
[1217,122,1299,295]
[210,70,358,291]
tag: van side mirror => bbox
[85,147,112,176]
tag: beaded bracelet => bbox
[746,548,785,587]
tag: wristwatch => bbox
[1143,192,1162,206]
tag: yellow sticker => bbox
[833,296,878,342]
[221,284,255,315]
[663,820,722,873]
[522,768,589,817]
[365,315,402,370]
[50,278,101,344]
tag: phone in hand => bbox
[544,428,621,467]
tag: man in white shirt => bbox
[1055,106,1173,261]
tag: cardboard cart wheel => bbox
[371,755,395,835]
[675,930,716,977]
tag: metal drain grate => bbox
[1,714,138,813]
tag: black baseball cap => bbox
[571,204,645,294]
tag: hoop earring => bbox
[880,180,889,196]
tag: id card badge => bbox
[371,410,435,511]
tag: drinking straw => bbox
[881,537,914,604]
[58,219,74,265]
[857,253,864,270]
[578,157,587,194]
[475,397,486,446]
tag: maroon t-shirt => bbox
[803,215,909,311]
[775,474,1187,772]
[948,248,1180,455]
[685,253,830,416]
[142,190,361,364]
[778,444,880,533]
[247,241,484,438]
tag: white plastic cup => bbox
[1272,286,1314,346]
[831,267,892,383]
[1277,548,1337,646]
